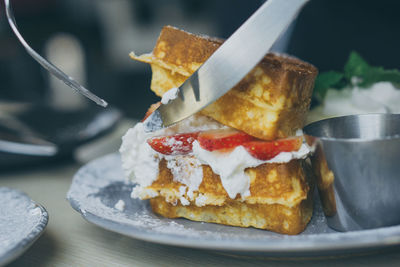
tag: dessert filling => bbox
[120,114,310,205]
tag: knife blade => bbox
[144,0,309,132]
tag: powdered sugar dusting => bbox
[195,193,208,207]
[68,154,229,239]
[114,200,125,211]
[0,188,48,265]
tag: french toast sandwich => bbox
[121,26,318,235]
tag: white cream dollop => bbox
[323,81,400,117]
[120,123,159,187]
[192,141,310,199]
[161,87,179,104]
[164,155,203,198]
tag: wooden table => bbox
[1,121,400,267]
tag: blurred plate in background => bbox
[0,105,121,170]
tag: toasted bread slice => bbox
[150,195,313,235]
[131,26,318,140]
[134,157,312,234]
[139,158,309,206]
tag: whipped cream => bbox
[165,155,203,198]
[192,140,310,199]
[161,87,179,104]
[120,114,225,200]
[120,123,159,187]
[120,114,310,205]
[317,82,400,118]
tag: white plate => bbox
[0,188,48,266]
[67,153,400,257]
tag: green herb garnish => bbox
[313,71,344,102]
[314,51,400,103]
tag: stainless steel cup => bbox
[304,114,400,232]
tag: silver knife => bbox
[144,0,309,132]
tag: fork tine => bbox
[4,0,108,107]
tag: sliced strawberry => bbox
[141,102,161,122]
[147,132,199,155]
[198,128,255,151]
[242,136,303,160]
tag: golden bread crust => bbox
[130,25,318,140]
[152,25,223,74]
[150,195,313,235]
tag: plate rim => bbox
[0,187,49,266]
[67,153,400,255]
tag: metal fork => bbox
[4,0,108,107]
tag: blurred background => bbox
[1,0,399,117]
[0,0,399,167]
